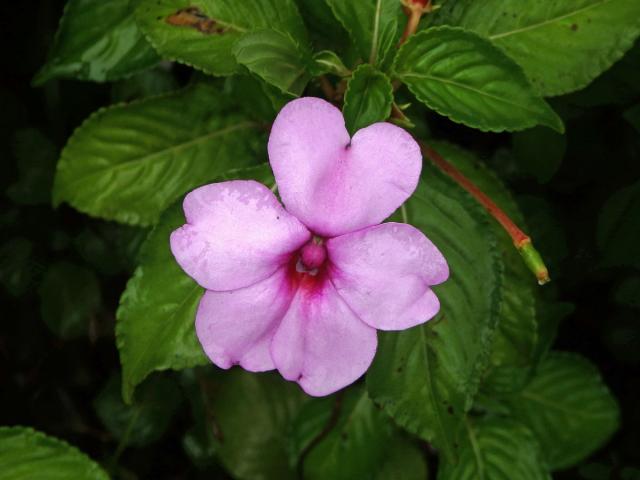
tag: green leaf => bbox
[94,374,181,447]
[502,352,620,470]
[194,369,307,480]
[111,67,179,103]
[116,202,206,403]
[613,275,640,309]
[116,164,274,402]
[0,426,109,480]
[74,224,148,276]
[435,0,640,96]
[513,127,566,183]
[624,103,640,133]
[325,0,400,65]
[33,0,159,85]
[597,179,640,269]
[298,387,427,480]
[39,261,102,340]
[311,50,351,77]
[342,64,393,135]
[233,30,311,96]
[135,0,307,76]
[0,238,37,297]
[426,142,539,394]
[53,83,262,226]
[6,129,57,205]
[367,164,504,463]
[394,27,563,133]
[437,418,550,480]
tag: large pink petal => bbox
[270,277,377,396]
[327,223,449,331]
[195,267,294,371]
[170,180,310,291]
[268,97,422,237]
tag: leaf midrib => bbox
[419,325,456,463]
[489,0,612,40]
[64,121,257,186]
[519,391,612,420]
[400,72,544,116]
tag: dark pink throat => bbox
[286,237,329,295]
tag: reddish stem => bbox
[421,143,529,246]
[419,142,550,284]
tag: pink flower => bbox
[170,97,449,396]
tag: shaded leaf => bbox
[6,129,57,205]
[110,67,179,103]
[437,418,550,480]
[34,0,159,85]
[503,352,620,470]
[94,374,181,447]
[597,179,640,269]
[513,127,566,183]
[0,426,109,480]
[53,83,262,226]
[298,386,427,480]
[435,0,640,96]
[190,369,307,480]
[343,64,393,135]
[394,27,563,132]
[39,261,101,340]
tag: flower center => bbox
[300,238,327,271]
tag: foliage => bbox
[3,0,639,478]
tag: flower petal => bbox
[195,267,294,371]
[327,222,449,331]
[268,97,422,237]
[170,180,311,291]
[270,278,377,396]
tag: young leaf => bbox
[116,164,274,402]
[311,50,350,77]
[33,0,159,85]
[367,164,504,463]
[94,374,181,447]
[39,261,101,340]
[394,27,564,133]
[0,426,109,480]
[435,0,640,96]
[342,64,393,135]
[135,0,307,76]
[232,30,311,96]
[437,418,551,480]
[325,0,400,66]
[298,387,427,480]
[53,83,262,226]
[502,352,620,470]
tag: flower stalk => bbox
[420,142,550,284]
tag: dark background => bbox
[1,1,639,478]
